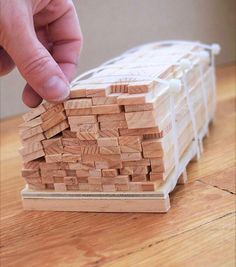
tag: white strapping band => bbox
[197,54,210,133]
[169,80,181,172]
[180,59,201,159]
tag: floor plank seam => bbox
[92,211,236,267]
[196,179,235,195]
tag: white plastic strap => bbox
[210,49,218,115]
[197,60,210,131]
[169,79,181,175]
[182,68,201,159]
[195,43,220,119]
[71,41,220,85]
[170,89,180,173]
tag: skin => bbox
[0,0,83,107]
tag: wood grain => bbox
[103,214,235,267]
[0,64,235,267]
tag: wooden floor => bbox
[0,64,235,267]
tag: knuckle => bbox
[22,49,52,77]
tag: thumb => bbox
[4,19,70,102]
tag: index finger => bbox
[36,1,83,81]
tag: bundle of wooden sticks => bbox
[19,41,220,194]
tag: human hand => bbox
[0,0,82,107]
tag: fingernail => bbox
[43,76,70,101]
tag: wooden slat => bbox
[1,64,235,267]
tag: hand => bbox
[0,0,83,107]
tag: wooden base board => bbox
[21,120,211,213]
[21,190,170,213]
[21,142,194,213]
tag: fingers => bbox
[22,84,43,107]
[35,0,83,81]
[36,27,53,52]
[2,7,70,104]
[0,47,15,75]
[49,2,83,81]
[0,0,82,107]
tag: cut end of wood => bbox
[18,40,218,212]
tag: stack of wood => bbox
[19,41,217,193]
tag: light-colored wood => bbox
[80,144,99,155]
[120,166,134,175]
[22,189,170,212]
[117,93,148,105]
[62,130,77,138]
[97,137,118,147]
[128,80,155,94]
[70,123,99,134]
[85,84,111,97]
[19,141,43,156]
[68,115,97,124]
[21,132,45,145]
[100,146,121,154]
[1,65,235,266]
[102,168,118,177]
[40,103,64,121]
[119,127,161,137]
[63,145,81,154]
[39,161,62,170]
[124,102,154,112]
[62,153,81,162]
[21,169,40,178]
[118,136,142,153]
[102,184,116,192]
[98,129,119,137]
[18,116,43,129]
[22,104,46,122]
[123,159,150,166]
[44,120,69,139]
[100,120,127,130]
[121,152,142,161]
[69,86,87,98]
[19,124,43,140]
[76,131,99,141]
[45,154,63,163]
[64,99,92,109]
[102,214,235,267]
[71,82,111,98]
[21,149,45,163]
[42,137,63,155]
[41,169,66,178]
[23,160,42,169]
[89,169,102,177]
[198,166,236,194]
[65,107,92,116]
[54,183,67,191]
[41,112,66,131]
[92,94,119,105]
[125,110,158,129]
[132,174,148,181]
[97,113,125,122]
[92,104,122,114]
[95,160,122,169]
[62,138,97,146]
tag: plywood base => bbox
[22,189,170,213]
[21,119,211,213]
[21,142,194,213]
